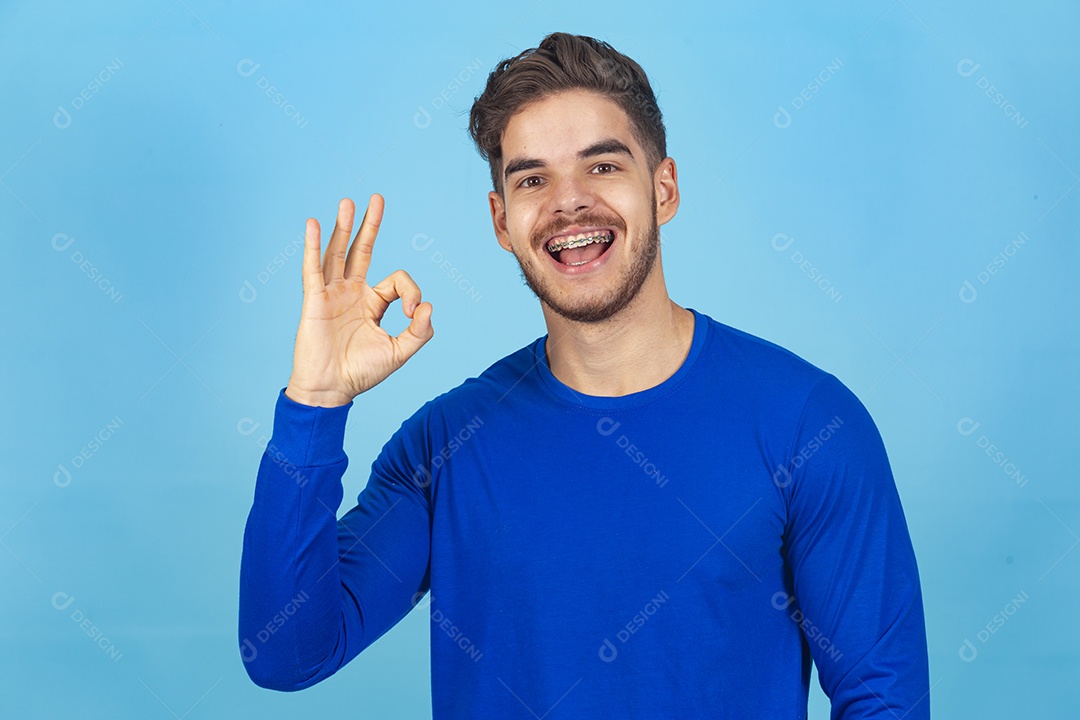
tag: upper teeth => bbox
[546,231,614,253]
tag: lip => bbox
[543,227,618,275]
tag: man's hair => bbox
[468,32,667,196]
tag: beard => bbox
[510,198,660,324]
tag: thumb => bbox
[392,301,434,363]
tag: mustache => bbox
[530,214,627,248]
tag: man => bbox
[239,32,930,718]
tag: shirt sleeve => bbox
[780,374,930,719]
[238,387,432,691]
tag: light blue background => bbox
[3,1,1077,717]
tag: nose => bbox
[548,173,595,215]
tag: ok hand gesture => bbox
[285,194,434,407]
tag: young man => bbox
[240,32,930,718]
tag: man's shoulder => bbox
[694,310,872,424]
[418,337,543,413]
[695,310,831,388]
[690,310,870,438]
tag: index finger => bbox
[344,193,385,283]
[301,216,326,297]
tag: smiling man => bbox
[240,32,930,719]
[485,87,694,396]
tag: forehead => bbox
[500,88,638,159]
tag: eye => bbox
[593,162,617,174]
[518,176,544,189]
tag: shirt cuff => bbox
[267,386,353,467]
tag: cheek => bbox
[611,183,650,214]
[507,207,542,242]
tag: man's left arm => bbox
[781,373,930,719]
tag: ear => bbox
[489,190,513,252]
[653,157,680,226]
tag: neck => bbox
[541,270,695,397]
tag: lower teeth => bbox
[558,236,612,267]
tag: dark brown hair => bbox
[468,32,667,195]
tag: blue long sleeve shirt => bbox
[239,307,930,718]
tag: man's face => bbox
[488,88,678,324]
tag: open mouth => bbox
[544,229,616,266]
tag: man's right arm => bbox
[238,387,432,691]
[238,194,435,688]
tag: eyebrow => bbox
[503,138,635,183]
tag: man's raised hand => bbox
[284,194,434,407]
